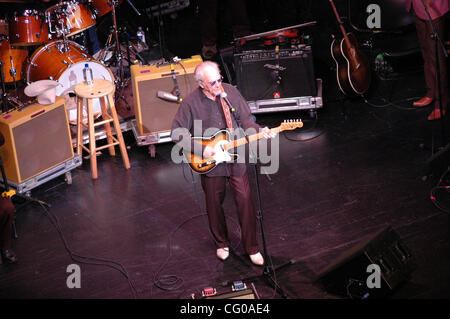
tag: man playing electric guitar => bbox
[171,61,276,266]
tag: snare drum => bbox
[0,37,28,82]
[91,0,123,17]
[8,10,50,46]
[46,1,96,38]
[26,40,114,121]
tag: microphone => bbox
[220,87,235,112]
[157,91,182,103]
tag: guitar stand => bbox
[281,105,327,143]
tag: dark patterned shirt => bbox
[171,83,261,177]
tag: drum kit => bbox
[0,0,133,120]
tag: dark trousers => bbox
[0,197,15,251]
[200,171,259,255]
[414,14,448,109]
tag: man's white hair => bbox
[194,61,221,83]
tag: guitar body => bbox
[331,32,371,96]
[183,120,303,174]
[186,130,238,174]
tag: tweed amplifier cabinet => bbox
[234,45,322,114]
[130,56,202,143]
[0,97,80,192]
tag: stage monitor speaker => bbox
[0,97,74,184]
[130,56,203,137]
[234,46,316,102]
[316,226,415,298]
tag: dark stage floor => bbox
[1,69,450,300]
[1,1,450,301]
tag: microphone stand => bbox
[221,92,291,299]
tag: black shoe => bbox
[1,249,18,264]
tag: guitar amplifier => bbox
[234,45,322,114]
[0,97,81,193]
[130,55,202,144]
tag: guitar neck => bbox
[224,126,282,151]
[329,0,351,45]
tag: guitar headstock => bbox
[280,119,303,131]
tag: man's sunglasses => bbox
[206,76,223,87]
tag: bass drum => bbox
[0,36,28,82]
[26,40,114,122]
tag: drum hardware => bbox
[0,61,8,112]
[106,0,135,110]
[46,1,96,39]
[8,56,19,99]
[0,62,24,113]
[56,39,70,53]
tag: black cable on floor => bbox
[430,166,450,215]
[152,162,243,294]
[35,201,139,298]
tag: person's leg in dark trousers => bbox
[201,172,259,255]
[201,175,230,249]
[414,14,448,113]
[415,15,434,101]
[229,171,259,255]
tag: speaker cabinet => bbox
[316,226,415,298]
[234,46,316,102]
[0,97,74,185]
[130,56,203,137]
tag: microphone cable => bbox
[34,200,139,298]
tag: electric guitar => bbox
[329,0,371,96]
[185,120,303,174]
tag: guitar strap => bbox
[219,97,233,133]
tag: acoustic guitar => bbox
[185,120,303,174]
[329,0,371,96]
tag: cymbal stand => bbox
[109,0,131,110]
[0,62,8,113]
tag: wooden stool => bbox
[75,79,130,179]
